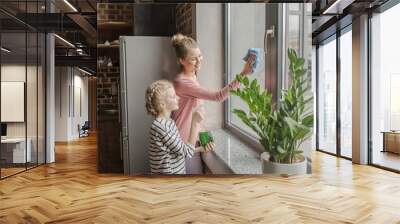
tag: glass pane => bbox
[74,83,81,138]
[228,3,266,137]
[1,31,27,177]
[312,45,317,150]
[283,4,304,90]
[371,3,400,171]
[38,33,45,165]
[27,31,38,169]
[288,3,300,11]
[340,29,352,158]
[288,15,300,54]
[318,37,337,154]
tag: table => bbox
[381,131,400,154]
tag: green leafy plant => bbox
[230,48,313,164]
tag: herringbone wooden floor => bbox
[1,134,400,224]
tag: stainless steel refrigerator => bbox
[120,36,179,175]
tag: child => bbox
[145,80,215,174]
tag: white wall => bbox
[1,65,26,138]
[1,63,46,164]
[1,65,26,81]
[196,3,225,130]
[72,72,89,138]
[55,66,70,141]
[55,67,89,141]
[1,65,35,138]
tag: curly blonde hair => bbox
[145,80,173,117]
[171,33,198,68]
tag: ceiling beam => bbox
[67,13,97,40]
[55,55,96,71]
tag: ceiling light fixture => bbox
[63,0,78,12]
[54,34,75,48]
[1,47,11,53]
[323,0,342,14]
[322,0,354,15]
[78,67,93,76]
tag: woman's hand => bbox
[229,80,240,90]
[240,55,256,76]
[203,142,216,152]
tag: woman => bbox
[170,33,254,174]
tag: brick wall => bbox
[97,3,134,111]
[175,4,196,38]
[96,66,119,110]
[97,3,133,23]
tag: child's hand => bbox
[192,110,204,125]
[203,142,216,152]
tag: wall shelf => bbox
[97,21,132,30]
[97,44,119,49]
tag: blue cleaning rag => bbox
[243,48,262,73]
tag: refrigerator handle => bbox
[264,25,275,56]
[118,80,121,124]
[119,37,130,174]
[120,131,123,160]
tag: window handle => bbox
[264,25,275,56]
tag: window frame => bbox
[368,0,400,173]
[315,24,353,161]
[223,3,310,153]
[223,3,264,153]
[0,1,48,180]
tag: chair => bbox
[79,121,90,138]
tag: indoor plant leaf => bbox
[231,48,313,165]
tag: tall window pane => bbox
[38,32,46,165]
[371,3,400,171]
[340,29,352,158]
[227,4,310,139]
[27,30,38,169]
[228,3,266,137]
[318,37,337,154]
[1,31,28,177]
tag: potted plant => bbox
[230,48,313,175]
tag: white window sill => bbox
[201,128,262,174]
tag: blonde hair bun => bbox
[170,33,198,61]
[171,33,185,48]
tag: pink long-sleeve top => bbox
[171,75,236,142]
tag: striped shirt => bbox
[149,117,194,174]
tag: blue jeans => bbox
[185,152,203,174]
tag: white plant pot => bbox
[260,152,307,176]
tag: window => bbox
[339,28,352,158]
[317,36,337,155]
[315,24,353,159]
[0,1,47,179]
[225,3,310,142]
[226,3,266,137]
[370,2,400,171]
